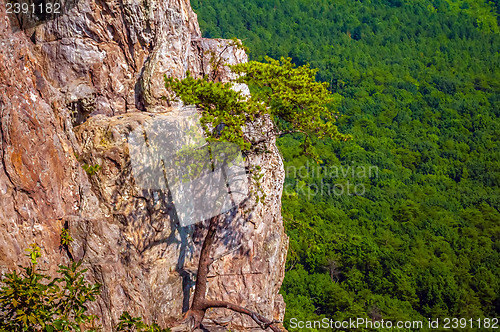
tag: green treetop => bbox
[164,56,350,156]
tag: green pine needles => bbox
[164,56,350,157]
[165,72,254,150]
[231,57,348,141]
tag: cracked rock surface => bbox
[0,0,287,330]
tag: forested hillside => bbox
[191,0,500,329]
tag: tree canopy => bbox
[191,0,500,328]
[165,56,349,155]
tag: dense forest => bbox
[191,0,500,329]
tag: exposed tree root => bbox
[179,215,282,332]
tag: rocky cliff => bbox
[0,0,287,330]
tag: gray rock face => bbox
[0,0,287,330]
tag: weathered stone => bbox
[0,0,287,330]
